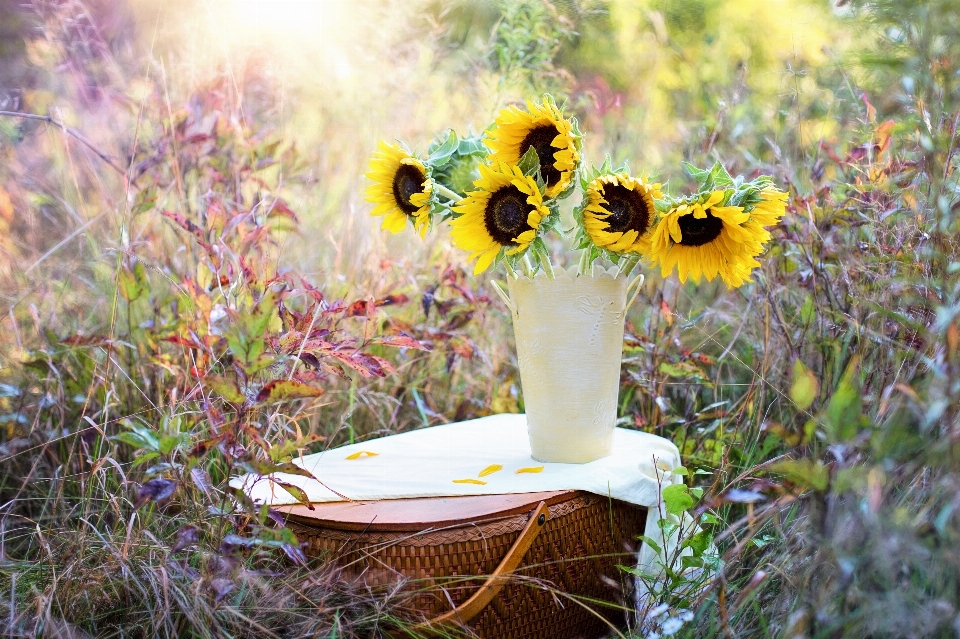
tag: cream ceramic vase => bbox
[496,266,643,463]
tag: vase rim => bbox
[510,263,630,283]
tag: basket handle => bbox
[410,501,550,635]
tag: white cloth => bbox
[236,413,683,573]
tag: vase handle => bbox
[623,273,645,313]
[490,280,517,314]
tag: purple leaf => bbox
[190,467,214,498]
[210,577,235,602]
[171,524,199,553]
[135,478,176,509]
[281,543,308,566]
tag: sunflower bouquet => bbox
[364,95,786,463]
[365,94,786,289]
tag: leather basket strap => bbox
[403,501,550,637]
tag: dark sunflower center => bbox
[600,184,651,236]
[484,186,531,246]
[392,164,426,215]
[518,125,562,188]
[678,211,724,247]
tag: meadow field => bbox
[1,0,959,637]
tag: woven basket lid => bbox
[275,490,581,532]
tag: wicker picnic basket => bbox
[279,490,647,638]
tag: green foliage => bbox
[789,359,818,411]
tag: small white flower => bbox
[661,616,685,635]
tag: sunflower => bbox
[648,190,771,288]
[581,173,662,255]
[486,97,580,199]
[364,140,434,238]
[449,161,549,274]
[746,188,788,228]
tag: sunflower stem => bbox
[617,254,641,278]
[542,251,555,280]
[434,184,463,203]
[504,259,518,279]
[522,253,535,279]
[577,249,590,277]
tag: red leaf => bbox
[238,225,268,258]
[266,198,299,223]
[255,380,325,404]
[374,333,431,351]
[184,133,214,145]
[161,210,217,261]
[450,339,475,358]
[329,351,395,378]
[61,334,115,348]
[300,279,324,303]
[163,335,201,349]
[345,300,369,317]
[660,300,673,327]
[375,294,409,307]
[189,434,225,458]
[443,310,475,331]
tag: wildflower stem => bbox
[434,184,463,203]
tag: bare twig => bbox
[0,110,128,179]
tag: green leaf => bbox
[799,295,816,324]
[118,261,148,302]
[683,530,713,556]
[824,357,862,442]
[204,376,246,404]
[132,186,157,216]
[113,431,152,450]
[637,535,662,555]
[701,512,721,525]
[428,129,459,166]
[158,434,187,456]
[132,451,160,468]
[456,135,488,157]
[662,483,695,515]
[243,459,316,481]
[790,359,819,411]
[682,162,710,183]
[709,162,735,188]
[518,146,540,177]
[769,458,829,492]
[248,283,285,337]
[672,466,689,476]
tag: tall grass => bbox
[1,0,959,637]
